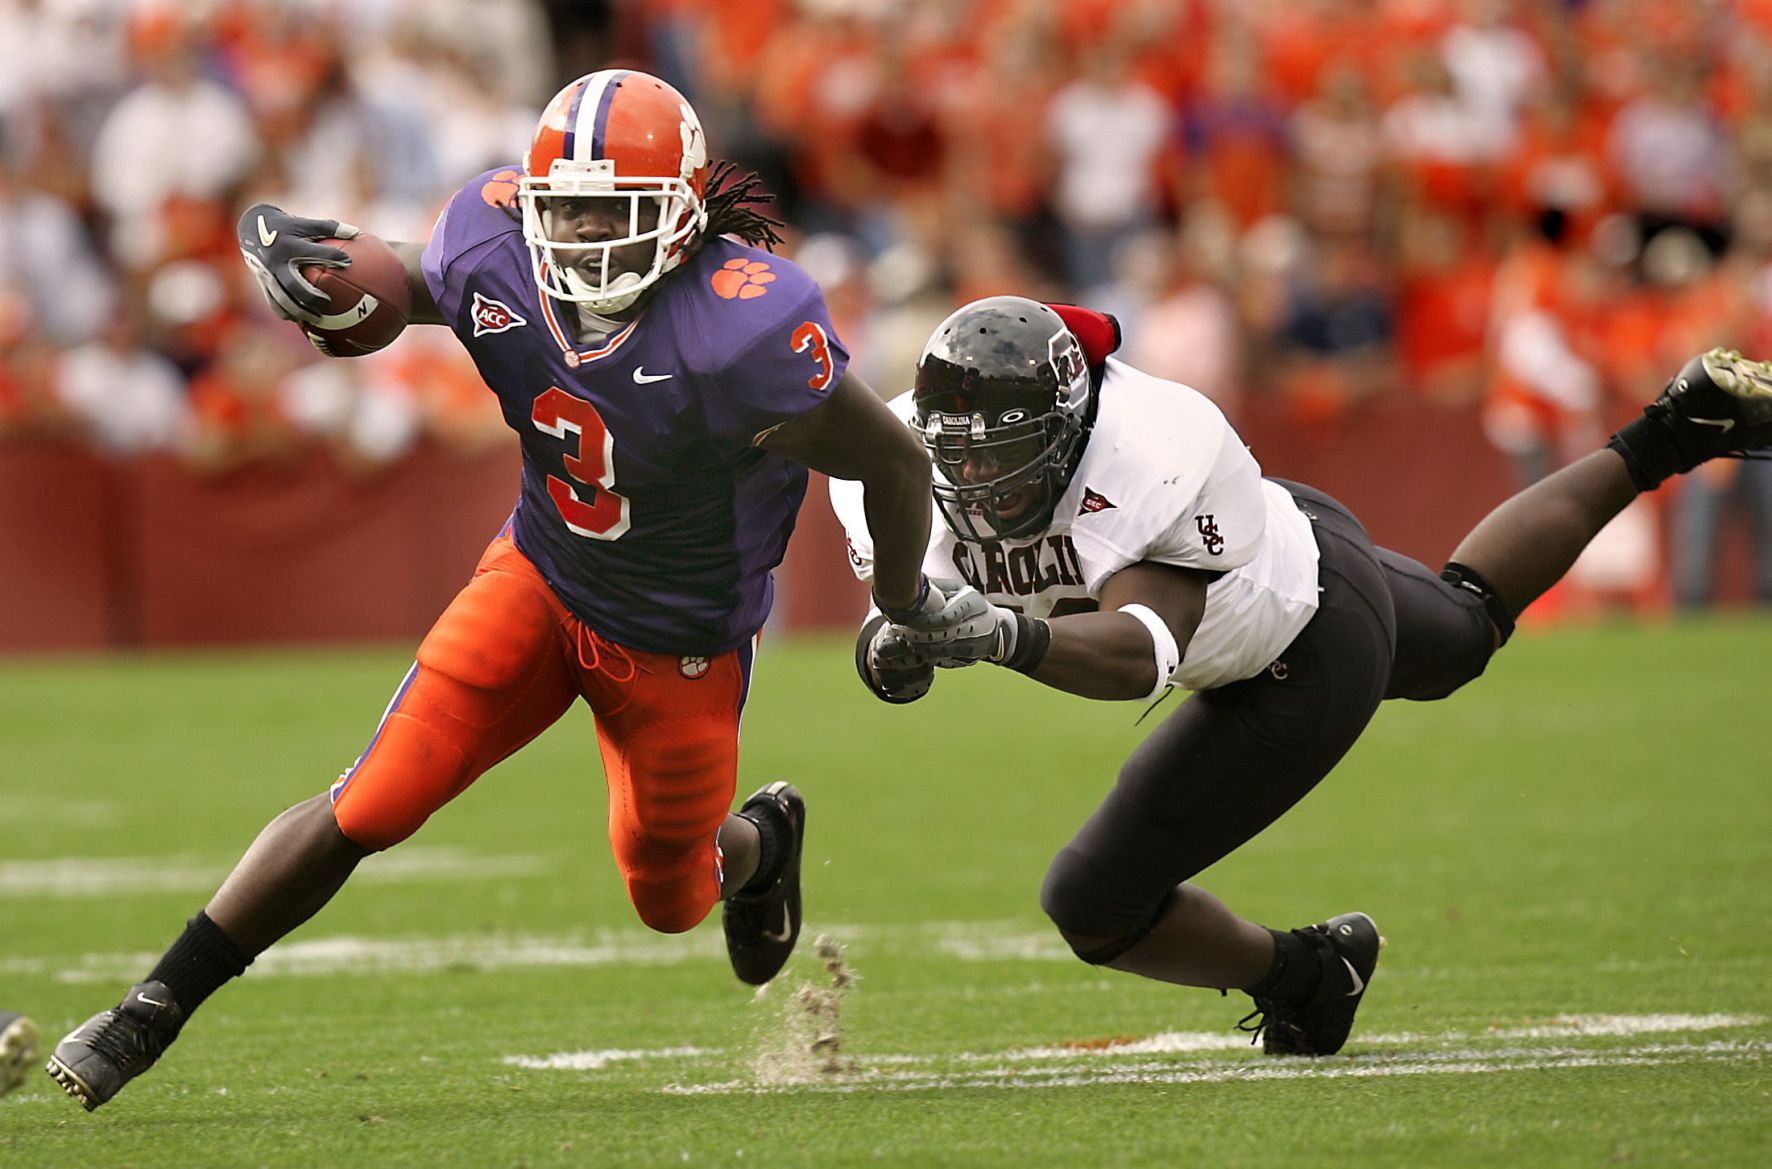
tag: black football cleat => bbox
[1621,349,1772,479]
[1240,911,1382,1057]
[1,1011,39,1098]
[722,782,805,986]
[45,981,184,1111]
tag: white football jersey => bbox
[831,358,1322,691]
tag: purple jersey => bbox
[420,169,849,654]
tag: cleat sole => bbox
[1701,348,1772,401]
[45,1056,101,1112]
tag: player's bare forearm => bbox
[1029,563,1209,701]
[857,465,933,610]
[760,371,932,608]
[389,241,445,325]
[1030,611,1175,700]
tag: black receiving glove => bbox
[237,202,360,323]
[854,613,934,704]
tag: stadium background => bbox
[4,0,1771,654]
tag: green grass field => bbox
[2,618,1769,1168]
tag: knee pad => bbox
[1041,848,1171,965]
[626,868,717,934]
[622,825,721,934]
[1062,896,1174,966]
[1441,561,1516,648]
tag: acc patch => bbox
[471,292,527,337]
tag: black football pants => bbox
[1040,481,1498,942]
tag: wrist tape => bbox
[999,613,1051,674]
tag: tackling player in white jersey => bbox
[837,296,1772,1056]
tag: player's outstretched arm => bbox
[758,369,932,610]
[388,242,443,326]
[897,561,1210,702]
[1038,562,1210,701]
[237,204,442,327]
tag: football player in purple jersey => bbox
[839,296,1772,1058]
[46,69,981,1111]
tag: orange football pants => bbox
[329,532,752,934]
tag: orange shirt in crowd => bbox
[681,0,792,101]
[1397,247,1494,398]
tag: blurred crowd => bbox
[1,0,1770,606]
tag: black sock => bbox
[735,805,785,894]
[1608,416,1682,491]
[146,912,252,1016]
[1246,927,1324,1004]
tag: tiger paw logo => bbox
[712,259,775,300]
[679,656,710,679]
[480,169,520,209]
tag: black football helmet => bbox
[912,296,1094,542]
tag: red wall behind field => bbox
[0,443,521,653]
[0,445,114,652]
[0,402,1749,656]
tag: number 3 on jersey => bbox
[791,321,835,391]
[531,386,632,540]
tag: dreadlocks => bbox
[700,160,785,252]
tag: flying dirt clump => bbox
[749,934,858,1084]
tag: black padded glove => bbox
[855,613,934,704]
[237,202,360,323]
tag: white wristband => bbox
[1117,603,1180,702]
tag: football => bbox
[299,233,412,357]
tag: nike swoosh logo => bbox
[1690,416,1735,432]
[763,908,793,944]
[1341,956,1366,997]
[632,367,673,384]
[134,992,170,1009]
[257,215,278,247]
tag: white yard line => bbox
[3,920,1036,981]
[504,1046,718,1071]
[0,847,546,899]
[0,930,726,983]
[497,1015,1769,1095]
[659,1041,1771,1096]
